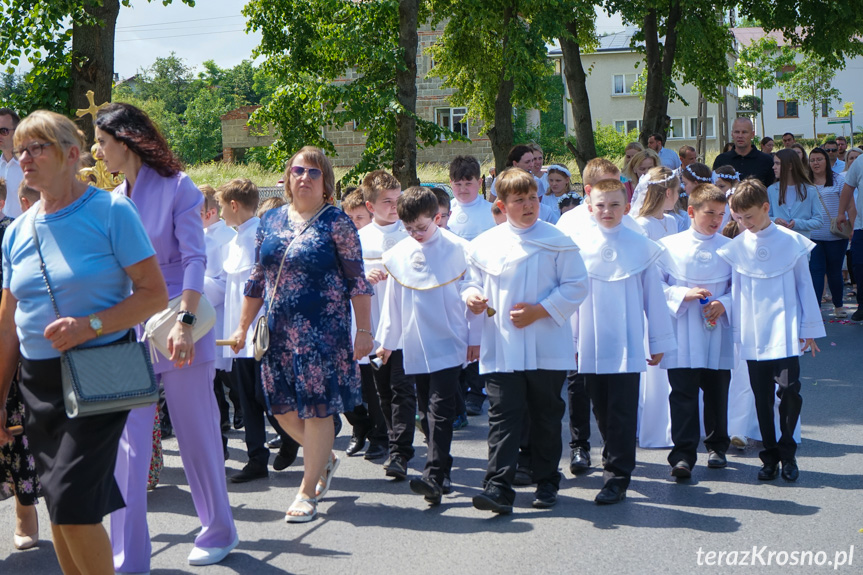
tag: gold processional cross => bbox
[75,90,124,191]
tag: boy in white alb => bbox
[376,187,479,505]
[657,184,735,479]
[358,170,415,480]
[219,179,296,482]
[716,180,825,482]
[200,185,240,456]
[569,178,676,504]
[462,168,588,514]
[448,156,495,417]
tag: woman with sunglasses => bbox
[95,103,238,570]
[229,147,373,523]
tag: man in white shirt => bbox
[0,108,23,218]
[649,132,682,171]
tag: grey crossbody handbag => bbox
[31,213,158,418]
[253,204,332,361]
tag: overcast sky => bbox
[113,1,626,79]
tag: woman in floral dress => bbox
[230,146,373,523]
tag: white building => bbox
[548,28,739,153]
[733,27,862,142]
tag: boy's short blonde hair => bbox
[18,181,40,205]
[590,178,628,201]
[341,188,370,213]
[729,178,769,213]
[216,178,259,211]
[362,170,400,204]
[688,183,727,210]
[494,168,536,202]
[199,184,219,212]
[257,195,287,218]
[583,158,620,187]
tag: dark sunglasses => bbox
[289,166,323,179]
[824,148,838,153]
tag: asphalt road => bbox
[3,304,863,574]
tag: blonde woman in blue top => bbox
[767,149,822,239]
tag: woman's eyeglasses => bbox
[289,166,323,180]
[13,142,53,158]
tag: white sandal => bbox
[315,453,340,500]
[285,495,318,523]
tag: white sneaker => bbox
[187,533,239,566]
[730,435,747,450]
[834,307,848,318]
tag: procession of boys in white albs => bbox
[273,149,825,514]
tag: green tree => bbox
[137,53,199,116]
[732,36,795,136]
[174,87,233,164]
[779,53,842,139]
[244,0,448,186]
[0,0,194,142]
[427,0,562,173]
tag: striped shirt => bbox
[811,173,847,241]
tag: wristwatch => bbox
[177,310,197,327]
[89,314,103,336]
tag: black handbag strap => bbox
[30,211,63,320]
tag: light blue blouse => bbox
[767,182,823,238]
[2,187,156,359]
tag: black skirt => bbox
[18,357,129,524]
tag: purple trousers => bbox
[111,361,236,572]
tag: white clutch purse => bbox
[143,295,216,362]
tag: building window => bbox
[614,119,642,134]
[668,118,685,139]
[612,73,638,95]
[436,107,469,138]
[554,60,562,75]
[689,116,716,139]
[777,100,798,118]
[822,101,830,117]
[776,65,796,81]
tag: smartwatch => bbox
[177,310,197,327]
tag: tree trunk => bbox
[70,0,120,146]
[760,86,765,137]
[559,21,596,177]
[488,5,515,174]
[640,2,682,144]
[393,0,419,189]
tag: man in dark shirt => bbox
[712,118,775,187]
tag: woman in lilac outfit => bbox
[95,103,237,570]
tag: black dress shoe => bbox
[671,460,692,479]
[512,467,534,486]
[384,455,408,480]
[852,308,863,321]
[345,432,367,457]
[410,476,443,505]
[532,483,558,509]
[569,447,591,474]
[441,476,453,494]
[160,424,174,439]
[233,417,244,431]
[757,462,780,481]
[230,463,268,483]
[781,459,799,482]
[364,441,388,460]
[595,482,627,504]
[273,443,299,471]
[707,450,727,468]
[465,396,484,416]
[266,436,282,449]
[472,485,513,514]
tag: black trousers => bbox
[484,370,566,501]
[415,365,461,484]
[233,358,296,468]
[746,356,802,465]
[667,368,731,467]
[585,373,640,488]
[213,368,240,448]
[567,371,591,450]
[370,349,416,460]
[461,361,485,402]
[343,363,388,445]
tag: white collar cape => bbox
[573,223,664,281]
[657,228,732,284]
[716,223,814,279]
[467,220,579,277]
[383,228,467,290]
